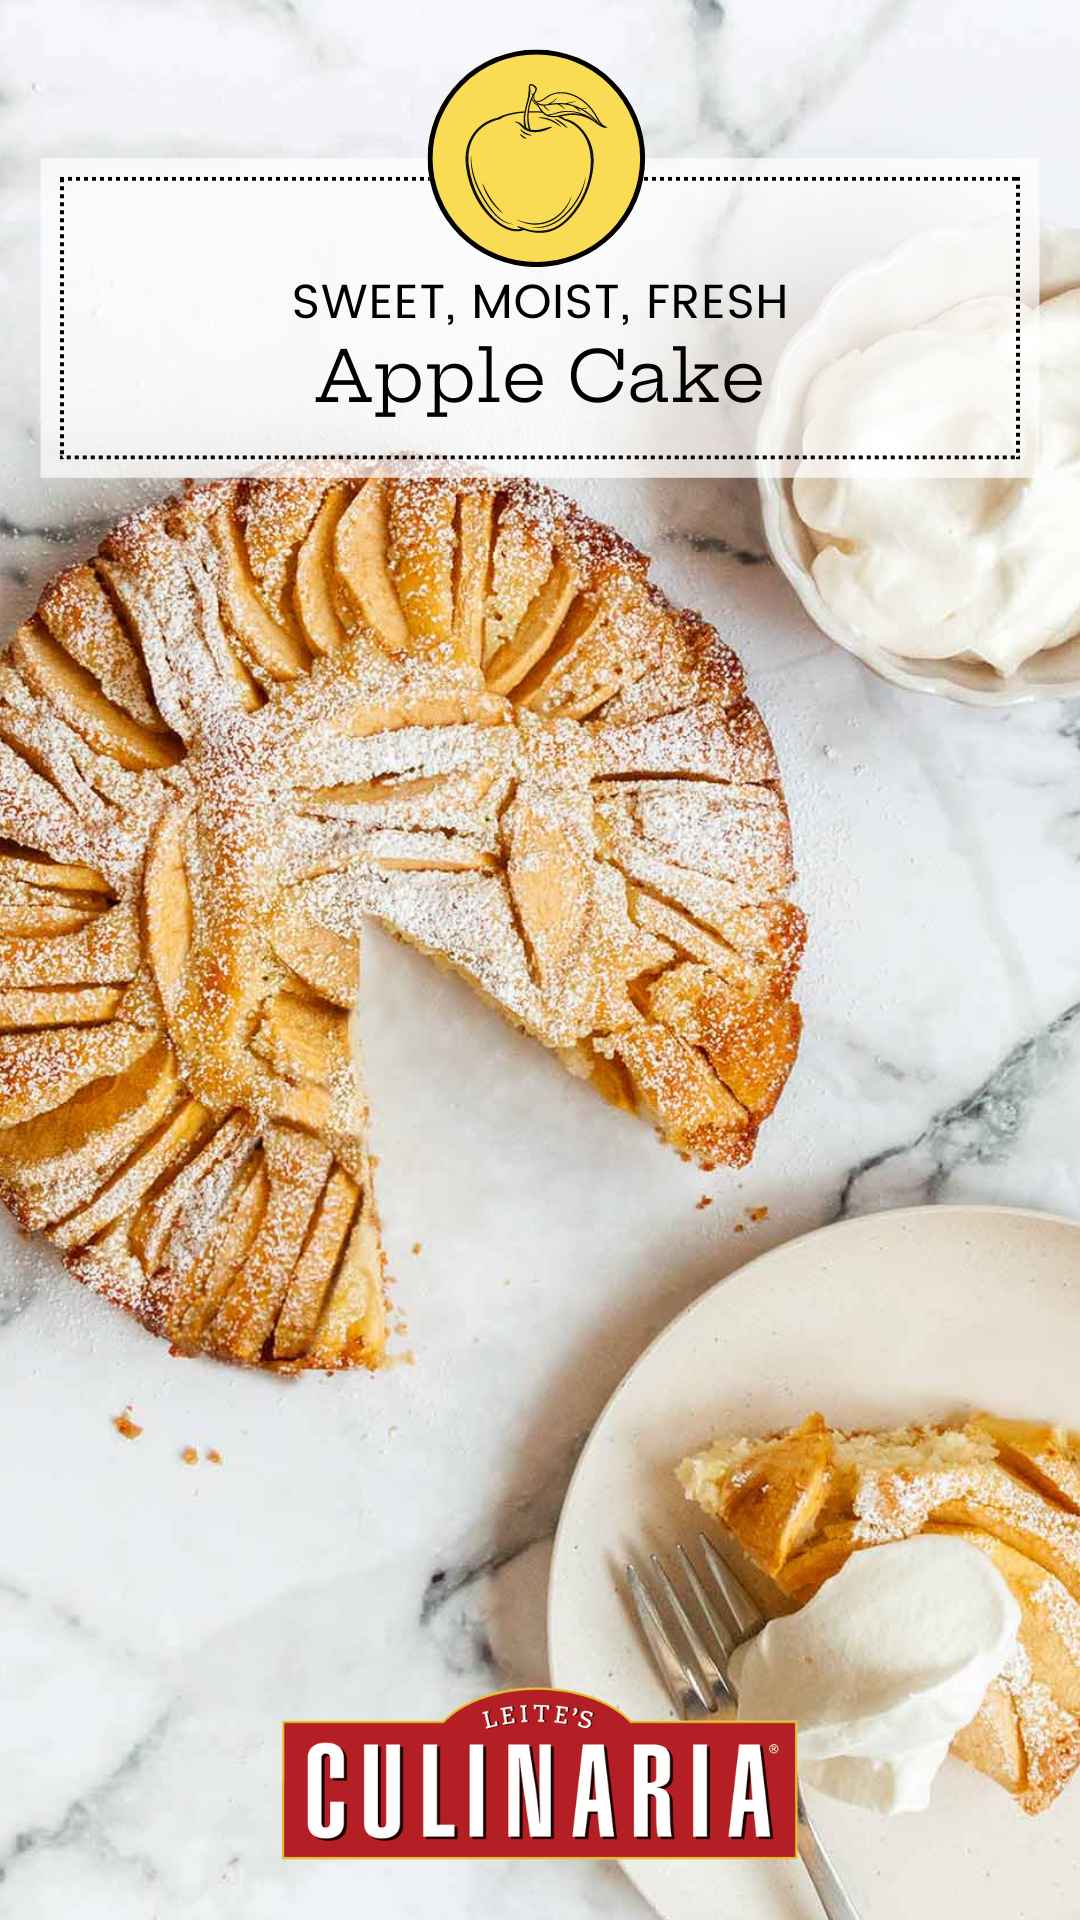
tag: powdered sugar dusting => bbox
[0,472,802,1367]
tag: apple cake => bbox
[679,1411,1080,1812]
[0,476,804,1369]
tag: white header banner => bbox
[41,160,1038,477]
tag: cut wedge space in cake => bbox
[679,1411,1080,1813]
[0,476,804,1369]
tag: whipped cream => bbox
[793,290,1080,675]
[729,1535,1020,1814]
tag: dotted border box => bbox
[56,172,1024,464]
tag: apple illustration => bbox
[466,84,604,234]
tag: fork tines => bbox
[625,1535,864,1920]
[625,1532,765,1718]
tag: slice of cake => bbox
[679,1411,1080,1812]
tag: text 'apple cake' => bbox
[680,1412,1080,1812]
[0,476,804,1369]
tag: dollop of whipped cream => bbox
[793,290,1080,675]
[729,1535,1020,1814]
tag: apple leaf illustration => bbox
[537,90,605,128]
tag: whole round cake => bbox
[0,476,804,1369]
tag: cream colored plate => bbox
[548,1205,1080,1920]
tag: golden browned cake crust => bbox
[679,1411,1080,1814]
[0,476,804,1369]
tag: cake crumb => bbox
[733,1222,745,1234]
[747,1205,768,1223]
[180,1446,199,1465]
[696,1195,712,1211]
[411,1242,422,1255]
[207,1448,222,1465]
[112,1408,142,1440]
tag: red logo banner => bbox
[283,1689,796,1859]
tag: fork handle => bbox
[796,1792,861,1920]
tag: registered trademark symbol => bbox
[768,1743,780,1754]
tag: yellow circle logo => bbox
[429,51,644,266]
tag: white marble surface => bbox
[3,3,1080,1916]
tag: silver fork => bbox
[625,1534,861,1920]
